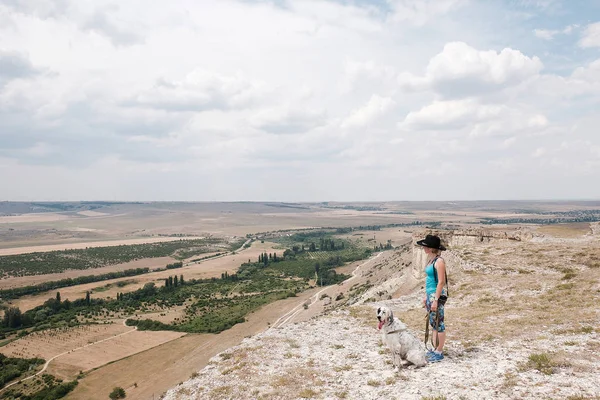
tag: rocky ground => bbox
[163,228,600,400]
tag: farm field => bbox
[65,284,330,400]
[1,324,133,361]
[0,256,177,290]
[46,329,186,379]
[0,236,206,256]
[8,241,278,313]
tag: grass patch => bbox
[298,388,318,398]
[385,376,397,385]
[562,272,577,280]
[501,371,518,389]
[556,283,575,290]
[221,362,246,375]
[522,353,557,375]
[333,365,352,372]
[210,385,233,397]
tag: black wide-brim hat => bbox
[416,234,446,251]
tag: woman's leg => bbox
[434,331,446,352]
[431,303,446,352]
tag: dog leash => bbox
[424,310,440,351]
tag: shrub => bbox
[109,387,126,399]
[525,353,556,375]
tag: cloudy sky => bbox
[1,0,599,202]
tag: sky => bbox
[1,0,599,202]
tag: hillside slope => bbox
[164,229,599,400]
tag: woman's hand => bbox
[431,299,438,311]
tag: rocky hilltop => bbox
[164,227,599,400]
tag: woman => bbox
[417,234,448,363]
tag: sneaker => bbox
[426,350,436,357]
[427,352,444,363]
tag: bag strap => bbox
[432,257,449,296]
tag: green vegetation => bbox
[2,232,371,336]
[481,210,600,225]
[0,354,44,389]
[251,222,441,239]
[522,353,557,375]
[0,268,151,300]
[109,387,126,399]
[126,233,369,333]
[0,373,78,400]
[0,238,225,278]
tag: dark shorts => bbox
[426,290,446,333]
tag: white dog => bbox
[377,306,427,369]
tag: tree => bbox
[56,292,61,303]
[174,275,178,287]
[85,291,91,306]
[180,274,184,285]
[2,306,22,328]
[109,387,126,399]
[283,249,293,259]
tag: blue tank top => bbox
[425,258,439,295]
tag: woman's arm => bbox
[431,258,446,311]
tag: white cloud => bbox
[341,60,397,94]
[571,59,600,83]
[534,29,557,40]
[398,42,543,98]
[126,69,264,112]
[1,0,599,201]
[401,99,502,129]
[341,95,395,129]
[532,147,546,158]
[251,107,327,135]
[1,0,69,19]
[534,24,578,40]
[82,5,144,47]
[0,50,41,85]
[387,0,466,26]
[399,99,504,130]
[579,22,600,48]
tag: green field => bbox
[0,238,236,278]
[2,232,371,336]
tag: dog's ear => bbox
[376,307,381,315]
[387,310,394,323]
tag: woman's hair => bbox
[431,248,442,255]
